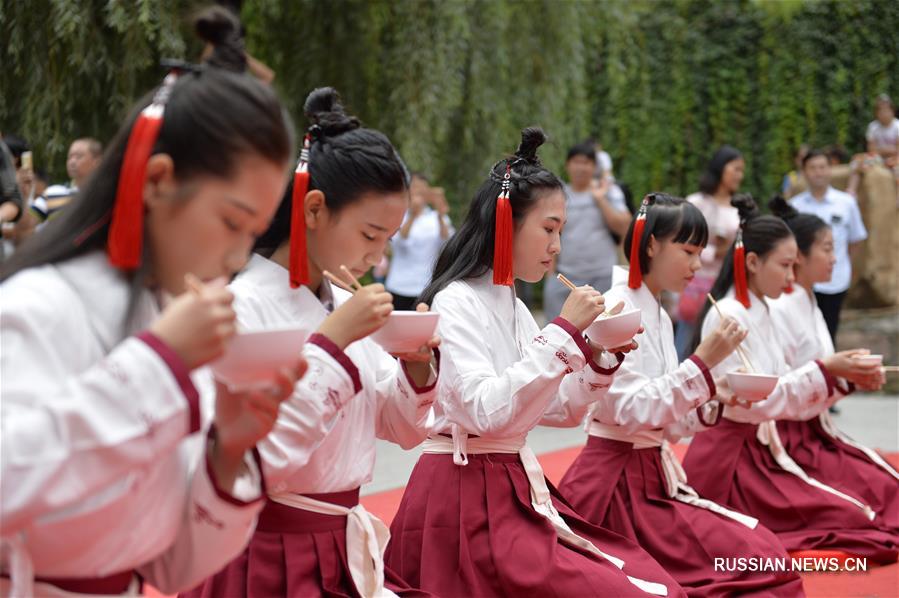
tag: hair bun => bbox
[768,195,798,221]
[731,193,760,224]
[514,127,547,166]
[303,87,361,137]
[194,6,246,73]
[195,6,238,44]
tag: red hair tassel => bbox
[493,164,513,286]
[108,73,177,270]
[289,134,312,288]
[733,230,750,308]
[627,198,649,289]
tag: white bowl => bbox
[585,308,642,349]
[853,354,883,367]
[726,371,779,401]
[370,311,440,353]
[211,327,309,390]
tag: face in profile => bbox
[512,189,565,283]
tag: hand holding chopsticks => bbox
[554,273,607,331]
[706,293,755,372]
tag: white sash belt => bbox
[589,421,758,529]
[818,413,899,482]
[756,421,876,520]
[422,430,668,596]
[268,493,397,598]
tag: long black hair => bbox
[418,127,562,307]
[690,194,793,350]
[698,145,743,195]
[623,192,709,277]
[769,195,829,256]
[0,7,294,288]
[252,87,409,256]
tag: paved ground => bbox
[363,394,899,495]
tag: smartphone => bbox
[21,150,33,171]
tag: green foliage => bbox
[2,0,897,217]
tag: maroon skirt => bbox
[385,452,686,597]
[180,488,431,598]
[683,418,898,564]
[777,417,899,536]
[559,435,804,597]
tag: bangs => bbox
[671,202,709,248]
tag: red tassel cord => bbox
[627,201,648,289]
[108,73,177,270]
[733,231,750,308]
[289,134,312,288]
[493,165,514,286]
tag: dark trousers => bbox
[815,290,847,344]
[391,293,419,311]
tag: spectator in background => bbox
[674,145,744,359]
[790,149,867,343]
[385,172,454,310]
[782,143,809,196]
[1,135,46,249]
[847,94,899,197]
[32,137,102,221]
[543,141,630,321]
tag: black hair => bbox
[824,144,849,165]
[2,134,29,163]
[252,87,409,257]
[690,194,793,350]
[623,192,709,277]
[418,127,562,307]
[71,137,103,159]
[769,195,829,256]
[698,145,743,195]
[410,171,429,184]
[1,8,294,295]
[195,5,247,73]
[566,141,596,163]
[801,148,828,169]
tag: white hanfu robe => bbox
[560,267,801,597]
[682,290,883,544]
[188,254,436,598]
[385,271,678,598]
[1,251,264,597]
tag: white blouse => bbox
[589,267,719,440]
[700,290,839,423]
[427,271,623,440]
[223,254,436,495]
[1,251,263,593]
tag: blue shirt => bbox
[790,187,867,294]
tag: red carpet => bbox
[145,445,899,597]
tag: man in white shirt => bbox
[790,149,868,342]
[386,173,454,309]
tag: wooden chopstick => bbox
[882,366,899,373]
[556,273,577,291]
[339,265,363,291]
[706,293,756,373]
[557,273,621,318]
[322,270,357,294]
